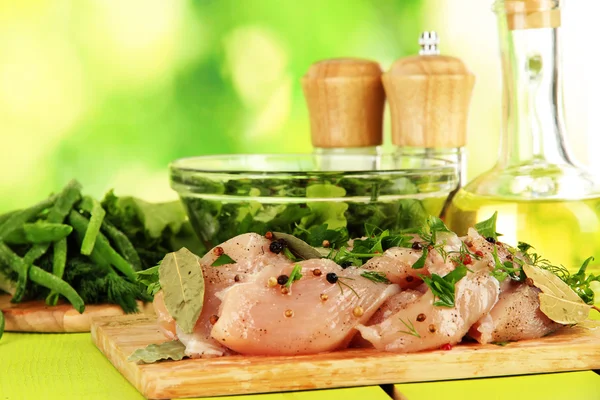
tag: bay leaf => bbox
[159,247,205,334]
[272,232,322,260]
[523,264,591,324]
[127,340,186,364]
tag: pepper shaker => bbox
[301,58,385,170]
[383,32,475,185]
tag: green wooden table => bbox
[1,311,599,400]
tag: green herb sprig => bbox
[398,318,421,338]
[420,265,468,308]
[285,265,303,288]
[360,271,391,284]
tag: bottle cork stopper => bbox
[383,32,475,149]
[503,0,561,30]
[301,58,385,148]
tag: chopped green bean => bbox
[12,180,82,299]
[68,211,137,281]
[22,222,73,243]
[11,263,31,303]
[47,179,82,223]
[80,196,142,270]
[80,197,106,256]
[46,238,67,306]
[100,220,142,271]
[0,242,84,313]
[0,196,56,240]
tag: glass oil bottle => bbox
[445,0,600,274]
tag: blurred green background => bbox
[0,0,595,211]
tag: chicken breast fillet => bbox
[468,282,563,344]
[211,259,401,355]
[355,270,500,352]
[155,233,290,357]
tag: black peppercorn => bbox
[277,275,289,285]
[269,239,286,254]
[411,242,423,251]
[485,237,496,244]
[340,261,352,269]
[326,272,338,284]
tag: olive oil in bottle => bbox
[445,192,600,274]
[446,0,600,274]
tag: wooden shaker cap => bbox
[301,58,385,148]
[383,46,475,148]
[503,0,561,30]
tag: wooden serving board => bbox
[0,294,154,333]
[92,315,600,400]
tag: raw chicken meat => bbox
[157,233,290,357]
[468,281,562,344]
[361,231,463,288]
[211,258,401,355]
[355,270,500,352]
[153,290,177,341]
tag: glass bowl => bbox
[169,154,459,250]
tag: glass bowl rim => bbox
[169,153,458,176]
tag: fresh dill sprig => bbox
[398,318,421,338]
[360,271,391,284]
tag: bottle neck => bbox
[496,4,572,168]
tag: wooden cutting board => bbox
[92,315,600,400]
[0,294,154,333]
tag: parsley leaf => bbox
[420,265,468,307]
[474,212,502,241]
[211,254,236,267]
[285,264,303,288]
[412,247,429,269]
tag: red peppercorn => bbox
[461,254,473,265]
[440,343,453,351]
[214,246,224,256]
[265,231,274,240]
[475,250,484,257]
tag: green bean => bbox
[13,180,82,298]
[0,242,84,313]
[80,196,106,256]
[46,179,82,223]
[46,238,67,306]
[11,262,31,303]
[3,228,27,245]
[0,210,19,227]
[68,211,136,281]
[79,197,141,270]
[0,310,4,340]
[23,222,72,243]
[100,220,142,271]
[0,196,56,240]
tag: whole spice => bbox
[269,239,286,254]
[284,309,294,318]
[411,242,423,251]
[320,293,328,301]
[326,272,338,284]
[416,313,426,322]
[267,277,278,288]
[277,275,289,285]
[312,269,322,277]
[352,306,364,317]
